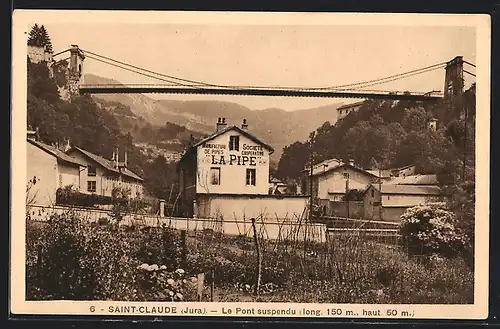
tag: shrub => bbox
[26,211,99,300]
[400,203,468,258]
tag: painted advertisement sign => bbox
[199,142,268,166]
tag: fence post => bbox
[193,200,198,219]
[197,272,205,302]
[180,230,187,268]
[210,269,215,302]
[251,218,262,296]
[159,199,165,218]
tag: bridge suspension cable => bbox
[81,48,448,93]
[85,54,204,88]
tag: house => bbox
[269,177,282,193]
[177,118,309,219]
[66,146,144,198]
[387,174,438,186]
[336,101,365,120]
[303,159,388,202]
[388,165,416,178]
[27,137,86,206]
[363,184,442,222]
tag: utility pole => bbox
[345,168,350,220]
[378,167,382,221]
[309,132,315,223]
[462,90,468,182]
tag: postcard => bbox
[11,10,490,319]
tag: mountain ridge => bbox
[84,74,342,161]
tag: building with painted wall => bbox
[66,147,144,198]
[363,184,442,222]
[178,118,309,219]
[27,137,86,206]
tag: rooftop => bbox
[193,125,274,154]
[336,101,365,111]
[372,184,441,196]
[387,174,438,186]
[68,146,143,181]
[28,139,87,167]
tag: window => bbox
[246,168,256,186]
[342,172,349,179]
[87,181,96,193]
[210,167,221,185]
[88,165,96,177]
[59,174,63,188]
[229,135,240,151]
[371,189,374,197]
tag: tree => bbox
[401,107,430,132]
[27,24,53,53]
[39,25,53,53]
[275,141,309,180]
[27,24,42,47]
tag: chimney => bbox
[63,139,71,152]
[216,117,227,132]
[241,118,248,131]
[27,130,37,141]
[124,151,128,167]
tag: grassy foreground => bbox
[26,213,474,304]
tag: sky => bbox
[42,22,477,111]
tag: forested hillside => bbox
[93,98,204,152]
[26,25,185,201]
[276,91,476,181]
[275,90,476,255]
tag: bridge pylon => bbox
[68,45,85,97]
[444,56,465,118]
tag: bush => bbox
[400,203,468,258]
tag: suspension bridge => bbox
[54,45,476,101]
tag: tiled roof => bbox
[312,163,379,179]
[387,174,438,185]
[336,101,365,111]
[28,139,86,167]
[373,184,440,196]
[365,170,392,178]
[192,125,274,154]
[69,146,143,181]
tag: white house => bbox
[336,101,365,120]
[27,137,86,206]
[66,146,144,198]
[304,159,387,202]
[178,118,308,219]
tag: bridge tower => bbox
[68,45,85,97]
[443,56,465,118]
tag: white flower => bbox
[160,265,167,270]
[138,263,149,270]
[167,278,175,286]
[168,290,174,297]
[175,269,185,275]
[175,292,183,300]
[149,264,159,271]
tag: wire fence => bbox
[25,204,472,303]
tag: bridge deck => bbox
[79,84,443,101]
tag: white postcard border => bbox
[10,10,491,320]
